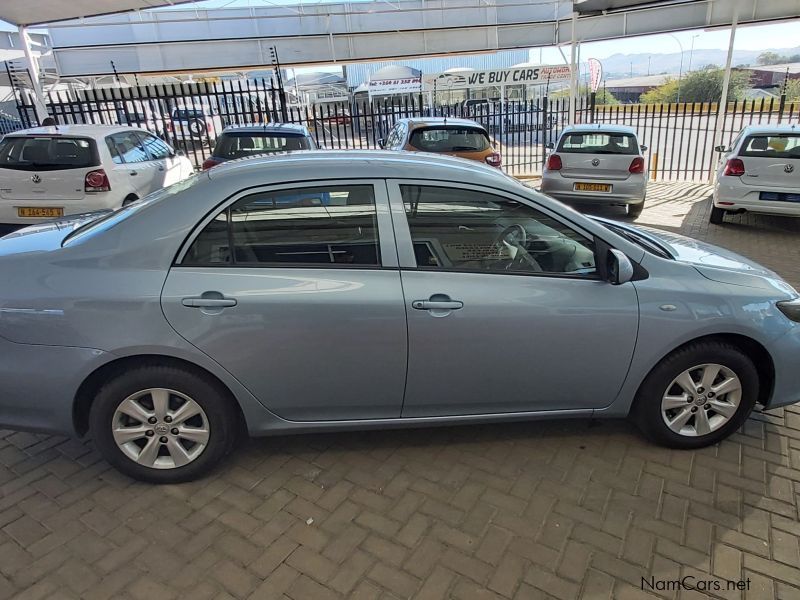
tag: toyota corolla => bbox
[0,151,798,483]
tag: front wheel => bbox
[632,341,758,449]
[89,365,238,483]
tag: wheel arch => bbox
[635,332,775,409]
[73,354,246,437]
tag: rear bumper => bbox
[540,174,646,205]
[0,194,120,225]
[714,180,800,217]
[0,336,109,436]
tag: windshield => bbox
[409,127,490,152]
[558,132,639,155]
[0,136,99,171]
[213,133,313,159]
[63,174,204,246]
[740,134,800,159]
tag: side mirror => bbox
[546,142,555,150]
[607,249,634,285]
[640,144,648,152]
[715,145,727,153]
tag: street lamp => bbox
[687,34,701,73]
[667,33,684,103]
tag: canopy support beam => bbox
[19,26,49,123]
[710,12,738,182]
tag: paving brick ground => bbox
[2,182,800,600]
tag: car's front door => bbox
[389,181,639,417]
[161,181,408,422]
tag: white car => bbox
[0,125,194,227]
[711,124,800,224]
[171,105,223,144]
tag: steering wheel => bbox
[495,224,542,271]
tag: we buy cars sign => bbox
[424,65,571,90]
[368,77,422,98]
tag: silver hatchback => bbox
[1,151,799,483]
[540,125,648,217]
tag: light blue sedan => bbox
[1,151,798,482]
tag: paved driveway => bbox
[2,183,800,600]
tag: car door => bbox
[388,181,639,417]
[160,180,408,422]
[138,132,186,188]
[105,131,154,198]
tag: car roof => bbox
[398,117,487,130]
[560,124,638,136]
[5,124,144,138]
[738,124,800,136]
[206,149,517,187]
[221,123,311,135]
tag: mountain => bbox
[596,46,800,79]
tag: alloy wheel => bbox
[660,363,742,437]
[112,388,210,469]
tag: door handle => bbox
[182,297,237,308]
[412,299,463,310]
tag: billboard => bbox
[424,65,571,90]
[368,77,422,98]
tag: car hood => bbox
[593,217,796,295]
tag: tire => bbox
[627,199,645,219]
[188,118,207,137]
[631,341,758,449]
[89,365,238,483]
[709,205,726,225]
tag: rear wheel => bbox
[89,365,238,483]
[710,205,726,225]
[122,194,138,207]
[632,341,758,449]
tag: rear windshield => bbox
[213,133,313,159]
[409,127,490,152]
[0,136,99,171]
[740,134,800,159]
[558,132,639,155]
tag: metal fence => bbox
[9,78,799,181]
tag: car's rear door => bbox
[161,180,407,422]
[105,131,155,198]
[388,180,639,417]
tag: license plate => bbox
[574,183,612,192]
[760,192,800,203]
[17,207,64,218]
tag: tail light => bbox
[485,152,502,168]
[84,169,110,192]
[546,154,562,171]
[723,158,745,176]
[202,157,222,170]
[629,157,645,174]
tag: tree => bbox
[639,67,751,103]
[757,52,782,66]
[784,79,800,101]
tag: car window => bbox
[739,134,800,159]
[139,133,173,160]
[213,133,312,159]
[383,124,400,148]
[106,131,150,164]
[0,136,98,171]
[401,185,596,277]
[558,132,639,155]
[183,185,381,266]
[409,127,490,152]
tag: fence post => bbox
[589,91,596,124]
[778,92,787,124]
[541,95,549,166]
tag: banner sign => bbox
[588,58,603,93]
[424,65,571,90]
[368,77,422,98]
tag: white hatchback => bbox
[0,125,194,227]
[711,124,800,224]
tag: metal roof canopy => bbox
[0,1,194,27]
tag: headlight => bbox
[777,298,800,322]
